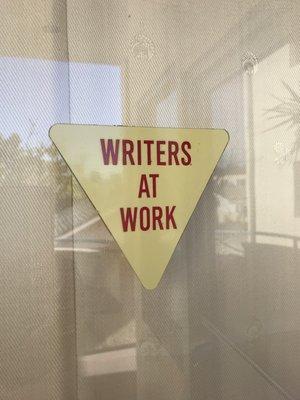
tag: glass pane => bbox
[1,1,300,399]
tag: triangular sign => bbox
[50,125,229,289]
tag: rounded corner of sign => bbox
[139,275,162,290]
[49,124,60,141]
[221,129,230,144]
[142,281,159,290]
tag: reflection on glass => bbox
[1,1,300,400]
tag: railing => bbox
[215,229,300,254]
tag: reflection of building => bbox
[55,200,117,254]
[135,2,300,399]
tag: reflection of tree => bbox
[0,132,71,207]
[265,81,300,161]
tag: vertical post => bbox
[244,72,256,243]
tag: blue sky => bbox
[0,56,122,147]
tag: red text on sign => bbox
[120,206,177,232]
[100,139,191,166]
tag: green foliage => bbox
[0,133,72,207]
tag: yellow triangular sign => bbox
[50,125,228,289]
